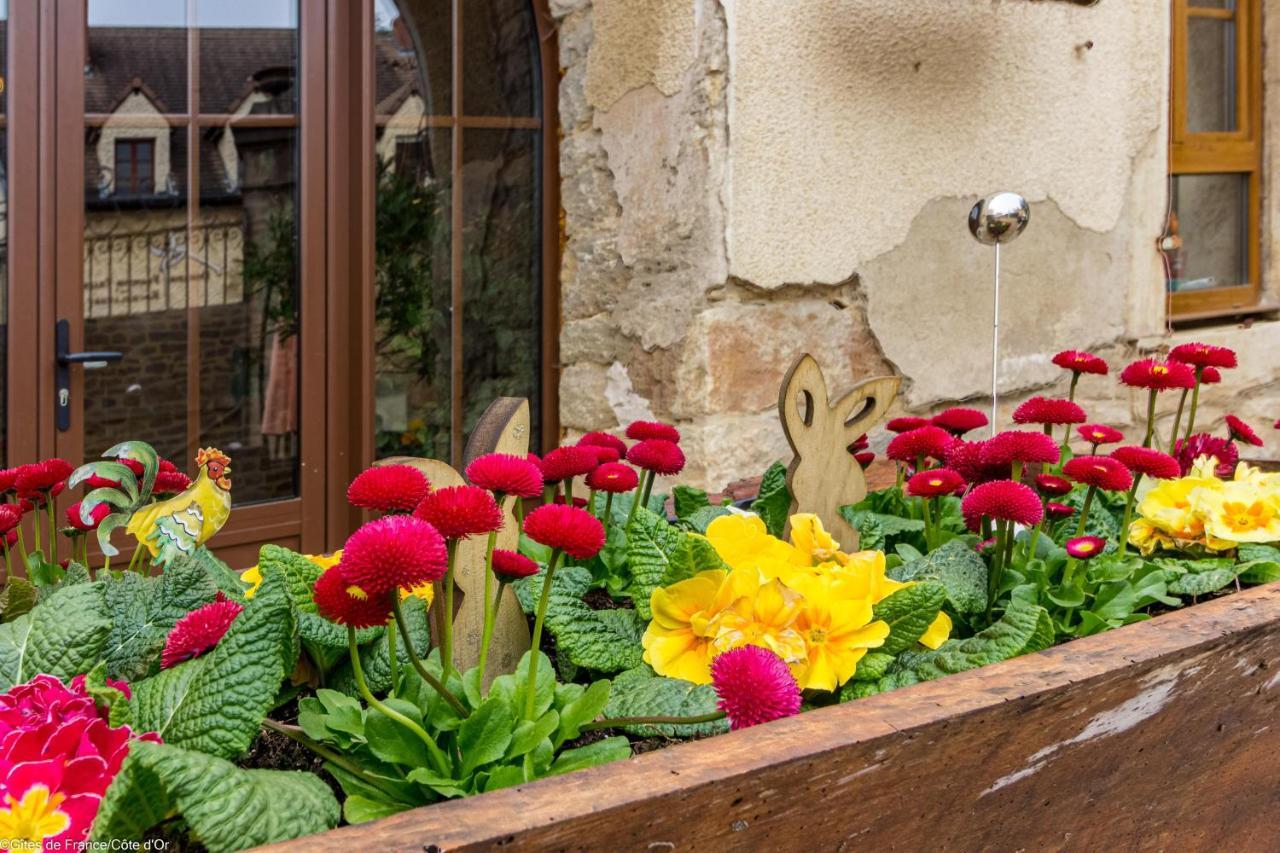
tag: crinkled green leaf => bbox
[602,667,728,737]
[91,740,338,851]
[888,539,987,614]
[0,578,37,621]
[871,582,945,656]
[751,461,792,538]
[1238,544,1280,585]
[183,546,249,601]
[845,598,1053,700]
[102,557,219,681]
[257,544,324,611]
[849,651,895,683]
[684,505,731,534]
[131,568,295,759]
[514,566,644,674]
[625,508,685,619]
[0,581,110,691]
[840,507,925,545]
[672,485,711,519]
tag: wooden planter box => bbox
[264,582,1280,851]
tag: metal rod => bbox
[991,242,1000,436]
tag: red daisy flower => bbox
[1168,341,1237,370]
[65,501,110,532]
[539,446,601,483]
[341,515,449,594]
[850,433,869,452]
[313,564,393,628]
[0,505,23,536]
[980,430,1060,466]
[1062,456,1133,492]
[522,504,606,561]
[0,469,19,494]
[161,595,244,669]
[854,451,876,469]
[961,480,1044,528]
[578,432,628,457]
[586,462,639,494]
[153,471,192,496]
[1046,502,1076,520]
[1051,350,1109,375]
[347,465,431,514]
[1224,414,1263,447]
[1065,536,1107,560]
[886,426,954,464]
[491,549,540,581]
[886,416,931,434]
[1077,423,1124,446]
[710,645,802,731]
[1012,396,1087,427]
[553,495,591,508]
[1110,446,1181,480]
[414,485,503,540]
[1174,434,1238,478]
[624,421,681,444]
[627,439,686,476]
[1119,358,1196,392]
[1200,366,1222,385]
[16,459,73,497]
[1034,474,1072,497]
[585,445,621,464]
[158,458,179,473]
[944,440,1006,485]
[931,407,988,436]
[906,468,965,498]
[465,453,544,499]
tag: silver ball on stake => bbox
[968,192,1030,435]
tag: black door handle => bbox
[56,319,124,432]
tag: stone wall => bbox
[553,0,1280,490]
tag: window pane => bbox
[198,0,298,115]
[0,0,8,465]
[1189,0,1235,8]
[376,0,452,117]
[463,0,537,117]
[1186,16,1238,133]
[1167,173,1248,292]
[196,4,301,504]
[461,128,540,448]
[86,2,188,113]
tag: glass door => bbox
[46,0,325,567]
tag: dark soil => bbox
[583,587,632,610]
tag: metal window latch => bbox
[55,319,124,432]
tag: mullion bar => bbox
[185,0,201,464]
[449,0,464,467]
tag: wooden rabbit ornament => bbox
[377,397,531,685]
[778,354,900,550]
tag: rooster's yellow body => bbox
[126,448,233,566]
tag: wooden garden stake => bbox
[778,354,900,550]
[378,398,531,686]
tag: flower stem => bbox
[477,580,509,691]
[601,492,614,530]
[1075,485,1098,537]
[1167,388,1189,454]
[1117,475,1142,551]
[347,626,450,775]
[587,489,598,517]
[15,526,27,566]
[386,621,399,696]
[46,501,58,563]
[1061,557,1079,589]
[263,719,406,801]
[542,484,556,506]
[1142,390,1158,448]
[640,470,655,508]
[565,479,574,506]
[986,519,1009,616]
[476,528,499,686]
[1183,368,1203,442]
[1068,372,1081,403]
[390,594,468,718]
[32,511,40,556]
[1,539,11,581]
[524,549,563,721]
[580,710,726,732]
[625,473,651,532]
[919,496,935,551]
[439,539,458,682]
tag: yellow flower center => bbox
[1152,365,1168,375]
[0,785,71,846]
[808,627,828,645]
[1093,465,1109,475]
[928,478,943,487]
[1076,542,1095,553]
[346,584,369,601]
[1221,501,1274,533]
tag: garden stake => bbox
[968,192,1030,435]
[390,594,468,718]
[525,549,564,720]
[347,625,451,776]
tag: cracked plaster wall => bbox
[554,0,1280,489]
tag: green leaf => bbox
[555,678,611,747]
[102,556,219,681]
[751,461,792,538]
[0,581,111,691]
[625,508,686,620]
[458,696,516,775]
[849,651,894,683]
[83,661,133,728]
[365,698,432,768]
[257,544,325,611]
[871,582,946,655]
[91,740,339,852]
[603,667,728,737]
[684,505,732,534]
[888,539,988,615]
[343,795,408,825]
[548,736,630,776]
[513,566,644,674]
[1168,568,1237,597]
[1238,544,1280,585]
[506,711,559,760]
[672,485,711,519]
[847,598,1053,699]
[131,568,296,759]
[0,578,38,621]
[840,507,925,544]
[327,597,431,697]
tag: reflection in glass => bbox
[462,0,537,117]
[198,0,298,115]
[1186,16,1238,134]
[1167,173,1248,292]
[0,0,9,465]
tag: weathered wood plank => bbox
[263,583,1280,852]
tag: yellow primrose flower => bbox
[1200,485,1280,544]
[705,514,809,575]
[788,574,889,691]
[788,514,848,566]
[712,575,808,666]
[0,785,71,847]
[240,550,433,609]
[642,569,733,684]
[1136,478,1212,542]
[918,610,952,650]
[1128,518,1178,556]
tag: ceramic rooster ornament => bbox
[71,442,233,569]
